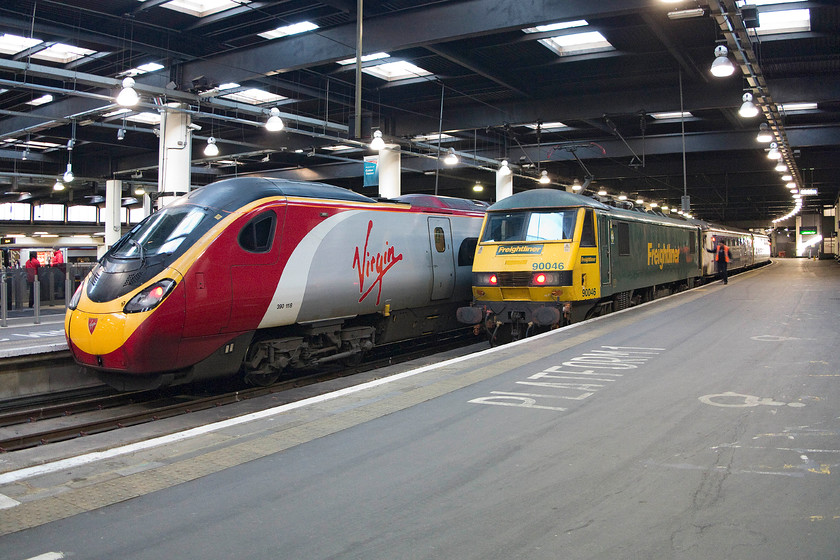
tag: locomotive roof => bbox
[488,189,609,212]
[489,188,700,229]
[175,177,378,212]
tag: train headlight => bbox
[68,284,83,310]
[474,272,498,286]
[530,272,561,286]
[124,279,176,313]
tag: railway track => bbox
[0,331,484,453]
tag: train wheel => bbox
[243,371,280,387]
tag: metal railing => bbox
[0,262,96,327]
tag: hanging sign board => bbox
[363,155,379,188]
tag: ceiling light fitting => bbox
[63,162,74,183]
[53,179,65,191]
[443,148,459,165]
[498,159,511,175]
[756,123,773,143]
[767,142,781,160]
[117,77,140,107]
[539,170,550,184]
[738,92,759,118]
[117,128,126,141]
[265,107,284,132]
[774,162,787,172]
[710,45,735,77]
[369,129,385,151]
[572,179,582,191]
[204,136,219,156]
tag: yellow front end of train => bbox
[457,191,605,342]
[471,207,600,307]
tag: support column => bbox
[378,145,401,199]
[157,105,192,209]
[100,179,122,259]
[496,168,513,202]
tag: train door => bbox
[598,215,612,287]
[225,206,285,333]
[428,217,455,300]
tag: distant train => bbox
[65,177,485,390]
[456,189,770,344]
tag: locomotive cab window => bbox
[481,209,577,242]
[238,211,276,253]
[580,209,596,247]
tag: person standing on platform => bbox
[707,239,731,284]
[25,252,41,307]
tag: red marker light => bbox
[489,274,498,285]
[534,273,547,285]
[150,286,164,300]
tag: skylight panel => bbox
[337,52,391,65]
[362,61,432,82]
[755,8,810,35]
[125,112,161,125]
[259,21,319,40]
[103,108,133,118]
[321,144,355,152]
[522,20,589,34]
[413,133,458,143]
[118,62,165,77]
[538,31,614,57]
[220,88,287,105]
[30,43,96,64]
[0,33,42,55]
[148,0,251,18]
[26,94,54,106]
[525,122,569,131]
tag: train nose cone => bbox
[67,309,129,368]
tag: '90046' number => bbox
[532,262,565,270]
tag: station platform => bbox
[0,306,100,399]
[0,258,837,558]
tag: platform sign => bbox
[363,155,378,188]
[799,227,818,235]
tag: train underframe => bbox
[468,276,699,346]
[97,302,470,391]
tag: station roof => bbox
[0,0,838,231]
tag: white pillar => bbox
[100,179,122,259]
[157,105,192,209]
[496,168,513,202]
[378,145,401,199]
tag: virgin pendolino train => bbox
[456,189,770,344]
[65,177,485,390]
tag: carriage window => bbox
[616,222,630,255]
[580,209,596,247]
[238,211,276,253]
[434,227,446,252]
[458,237,478,266]
[689,231,696,254]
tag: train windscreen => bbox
[481,209,577,242]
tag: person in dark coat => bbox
[707,240,732,284]
[25,252,41,307]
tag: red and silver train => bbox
[65,178,485,390]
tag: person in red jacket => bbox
[25,252,41,307]
[707,240,732,284]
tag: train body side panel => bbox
[604,214,701,296]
